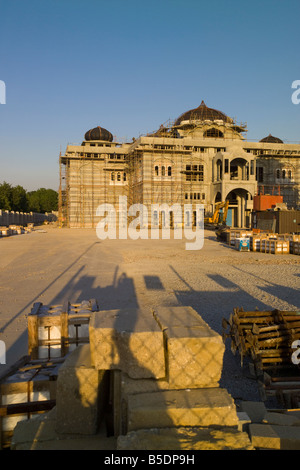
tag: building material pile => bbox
[0,356,63,449]
[223,308,300,407]
[28,299,99,360]
[223,228,300,255]
[10,305,254,450]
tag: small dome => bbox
[84,126,113,142]
[175,101,233,125]
[259,134,283,144]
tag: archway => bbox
[226,188,253,228]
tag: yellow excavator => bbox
[204,200,229,226]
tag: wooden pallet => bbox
[0,355,63,449]
[28,299,99,360]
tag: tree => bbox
[11,185,28,212]
[27,188,58,213]
[0,181,58,213]
[0,182,13,210]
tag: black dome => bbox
[175,101,233,125]
[85,126,113,142]
[259,134,283,144]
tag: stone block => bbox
[55,344,109,435]
[249,423,300,450]
[126,388,239,432]
[239,401,267,423]
[153,306,224,388]
[117,426,254,450]
[89,308,165,379]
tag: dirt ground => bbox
[0,225,300,403]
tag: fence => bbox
[0,210,56,227]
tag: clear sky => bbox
[0,0,299,191]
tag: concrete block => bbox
[153,306,224,388]
[262,411,300,427]
[55,344,109,435]
[249,423,300,450]
[89,308,165,379]
[117,426,254,450]
[237,411,251,432]
[126,388,239,432]
[239,401,267,423]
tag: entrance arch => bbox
[226,188,253,228]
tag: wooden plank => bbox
[0,399,56,417]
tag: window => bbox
[168,166,172,176]
[276,169,280,179]
[123,172,127,181]
[117,172,121,181]
[257,167,264,183]
[162,166,165,176]
[204,128,224,138]
[282,170,286,179]
[198,165,204,181]
[185,164,204,181]
[111,172,114,181]
[155,165,159,176]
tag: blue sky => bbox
[0,0,299,191]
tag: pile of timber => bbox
[223,308,300,407]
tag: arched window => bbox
[111,172,114,181]
[155,165,159,176]
[204,128,224,138]
[168,166,172,176]
[117,172,121,181]
[123,172,127,181]
[276,169,280,179]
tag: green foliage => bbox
[0,182,58,213]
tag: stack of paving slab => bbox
[11,306,253,450]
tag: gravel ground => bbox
[1,225,300,408]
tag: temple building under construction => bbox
[58,101,300,229]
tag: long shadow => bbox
[0,242,99,333]
[230,265,300,309]
[169,264,274,403]
[0,243,98,375]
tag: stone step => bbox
[126,387,239,432]
[249,423,300,450]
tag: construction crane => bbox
[204,200,229,226]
